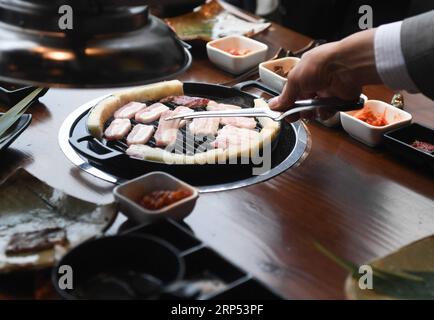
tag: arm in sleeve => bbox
[374,21,419,94]
[401,10,434,99]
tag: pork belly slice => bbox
[160,95,210,108]
[220,117,257,129]
[114,101,147,119]
[104,118,132,141]
[207,101,257,129]
[126,144,148,159]
[126,144,151,160]
[126,124,155,145]
[207,101,241,111]
[189,117,220,137]
[135,103,169,124]
[211,125,260,150]
[154,106,191,147]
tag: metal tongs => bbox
[165,97,365,122]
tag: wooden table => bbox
[1,21,433,300]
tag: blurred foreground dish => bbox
[165,0,270,42]
[0,169,116,273]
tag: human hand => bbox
[269,29,381,122]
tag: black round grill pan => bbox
[68,81,307,188]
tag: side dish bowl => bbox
[341,100,412,147]
[384,123,434,171]
[259,57,300,93]
[207,35,268,75]
[114,172,199,224]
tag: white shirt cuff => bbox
[374,21,419,93]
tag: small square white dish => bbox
[207,35,268,75]
[341,100,413,147]
[114,172,199,224]
[259,57,300,93]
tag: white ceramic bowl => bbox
[259,57,300,93]
[341,100,412,147]
[114,172,199,224]
[207,35,268,75]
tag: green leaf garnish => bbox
[314,241,434,299]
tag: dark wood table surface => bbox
[1,19,433,300]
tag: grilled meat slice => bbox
[154,106,191,147]
[160,95,211,108]
[207,101,241,111]
[207,101,256,129]
[189,117,220,137]
[104,118,131,141]
[135,102,169,124]
[126,124,155,145]
[114,102,147,119]
[220,117,257,129]
[211,125,260,150]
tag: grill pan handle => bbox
[232,80,280,98]
[69,135,124,163]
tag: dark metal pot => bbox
[0,0,192,88]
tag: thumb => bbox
[269,76,299,111]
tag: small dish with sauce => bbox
[259,57,300,93]
[207,35,268,75]
[114,172,199,224]
[341,100,412,147]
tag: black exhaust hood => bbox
[0,0,192,88]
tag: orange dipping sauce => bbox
[354,108,388,126]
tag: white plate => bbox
[207,35,268,75]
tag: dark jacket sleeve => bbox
[401,10,434,99]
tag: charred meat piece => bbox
[207,101,256,129]
[160,95,210,108]
[6,227,68,255]
[114,102,147,119]
[126,124,155,145]
[211,125,260,150]
[189,117,220,137]
[135,103,169,124]
[104,118,132,141]
[154,106,191,147]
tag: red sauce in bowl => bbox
[354,108,388,126]
[138,189,192,211]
